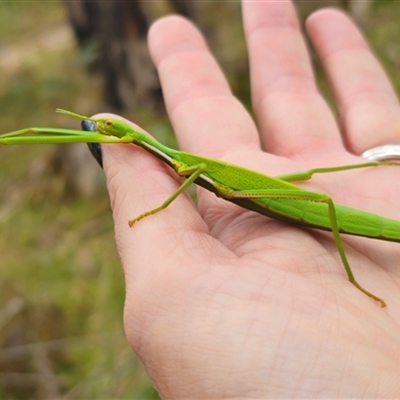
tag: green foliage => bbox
[373,0,397,9]
[0,1,158,398]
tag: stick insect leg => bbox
[128,163,207,226]
[277,161,400,183]
[223,187,386,307]
[0,128,128,144]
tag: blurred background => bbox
[0,0,399,398]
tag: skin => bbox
[99,2,400,398]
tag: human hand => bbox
[101,1,400,397]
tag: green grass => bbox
[0,1,157,398]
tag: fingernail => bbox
[87,143,103,168]
[82,120,103,168]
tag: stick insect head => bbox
[56,109,129,138]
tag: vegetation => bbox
[0,0,399,398]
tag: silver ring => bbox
[361,145,400,161]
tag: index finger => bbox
[148,15,260,158]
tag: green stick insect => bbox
[1,109,400,307]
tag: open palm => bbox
[101,2,400,398]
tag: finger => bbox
[98,115,231,285]
[242,0,341,157]
[148,15,260,158]
[306,9,400,155]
